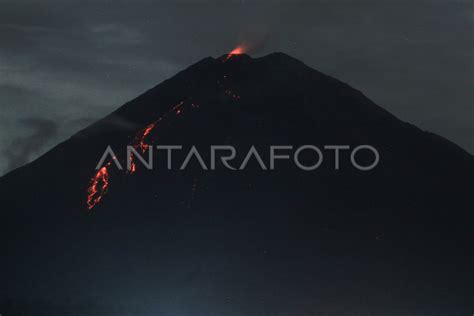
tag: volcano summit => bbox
[0,53,472,315]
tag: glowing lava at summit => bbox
[229,46,245,55]
[224,45,246,61]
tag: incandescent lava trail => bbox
[86,162,111,210]
[86,101,187,210]
[85,61,243,210]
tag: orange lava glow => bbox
[86,163,110,210]
[138,122,157,152]
[129,155,137,174]
[128,101,184,175]
[224,45,246,61]
[85,100,192,210]
[127,121,158,174]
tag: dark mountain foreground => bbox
[1,53,472,315]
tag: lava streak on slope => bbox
[128,101,184,174]
[129,121,159,174]
[138,122,158,152]
[86,100,188,209]
[85,74,240,210]
[86,162,111,210]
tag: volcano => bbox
[1,53,472,315]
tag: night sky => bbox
[1,0,472,175]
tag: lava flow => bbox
[86,100,188,210]
[138,122,158,152]
[129,121,158,174]
[86,162,111,210]
[129,101,184,173]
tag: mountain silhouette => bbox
[1,53,472,315]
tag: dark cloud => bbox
[3,118,59,171]
[0,0,472,175]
